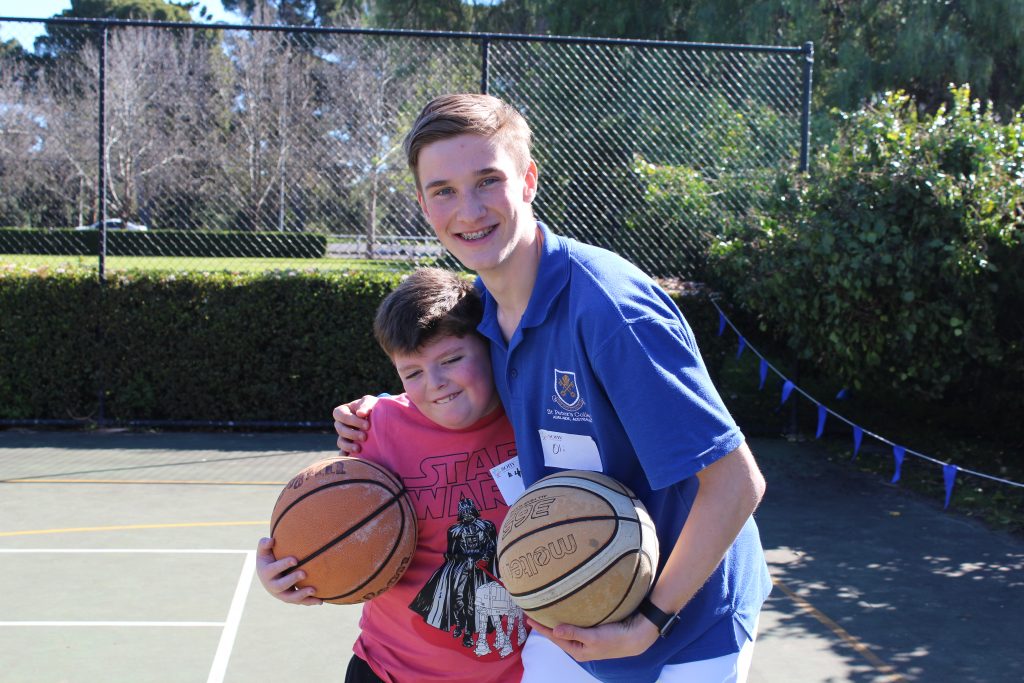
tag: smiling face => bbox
[416,133,538,278]
[391,332,500,431]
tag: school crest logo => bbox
[552,369,585,412]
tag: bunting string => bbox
[710,300,1024,509]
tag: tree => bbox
[214,6,320,231]
[36,0,196,57]
[221,0,366,26]
[530,0,1024,116]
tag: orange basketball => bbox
[496,470,659,628]
[270,457,417,605]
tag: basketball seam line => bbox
[270,477,398,537]
[591,549,647,627]
[321,495,414,602]
[534,476,635,498]
[292,487,408,572]
[516,548,648,625]
[497,514,638,567]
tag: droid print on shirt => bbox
[409,495,526,657]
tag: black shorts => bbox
[344,655,385,683]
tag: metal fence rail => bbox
[1,17,812,280]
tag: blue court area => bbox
[1,430,1020,682]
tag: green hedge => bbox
[0,228,327,258]
[0,267,726,425]
[0,268,402,423]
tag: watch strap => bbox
[637,596,679,638]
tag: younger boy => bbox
[257,267,526,683]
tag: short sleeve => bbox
[592,316,743,487]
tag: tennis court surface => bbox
[1,429,1020,682]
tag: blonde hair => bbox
[404,94,533,189]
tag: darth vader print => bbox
[409,495,526,657]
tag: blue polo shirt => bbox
[477,222,771,683]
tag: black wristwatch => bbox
[637,596,680,638]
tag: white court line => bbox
[0,548,248,554]
[0,547,256,683]
[0,621,224,627]
[207,550,256,683]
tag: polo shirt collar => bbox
[520,221,570,330]
[477,221,570,344]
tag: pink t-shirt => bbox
[352,394,526,683]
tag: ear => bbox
[417,191,429,218]
[522,160,538,203]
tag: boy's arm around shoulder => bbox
[530,442,765,661]
[333,395,380,455]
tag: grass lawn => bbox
[0,253,420,274]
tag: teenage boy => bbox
[335,94,772,683]
[258,268,526,683]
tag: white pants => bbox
[521,617,758,683]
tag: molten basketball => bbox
[270,457,417,605]
[496,470,658,628]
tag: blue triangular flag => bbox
[780,380,795,405]
[758,359,768,390]
[836,387,849,400]
[717,312,726,337]
[943,464,958,509]
[852,426,863,460]
[816,405,827,438]
[891,446,906,483]
[736,336,746,359]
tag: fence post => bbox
[96,23,108,282]
[799,41,814,172]
[480,37,490,95]
[95,22,108,427]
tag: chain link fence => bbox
[1,17,811,279]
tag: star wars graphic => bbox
[409,495,526,657]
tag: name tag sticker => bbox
[490,456,525,505]
[538,429,602,471]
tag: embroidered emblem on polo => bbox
[552,369,585,412]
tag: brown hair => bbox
[404,93,533,189]
[373,267,484,359]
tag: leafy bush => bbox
[708,86,1024,412]
[619,156,719,277]
[0,267,402,423]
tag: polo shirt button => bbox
[510,368,518,379]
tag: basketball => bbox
[270,456,417,605]
[496,470,659,628]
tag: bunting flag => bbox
[944,465,958,509]
[709,300,1024,511]
[891,445,906,483]
[780,380,796,405]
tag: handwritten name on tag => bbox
[490,456,525,505]
[538,430,602,471]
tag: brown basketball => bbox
[270,457,417,605]
[496,470,659,628]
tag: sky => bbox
[0,1,243,50]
